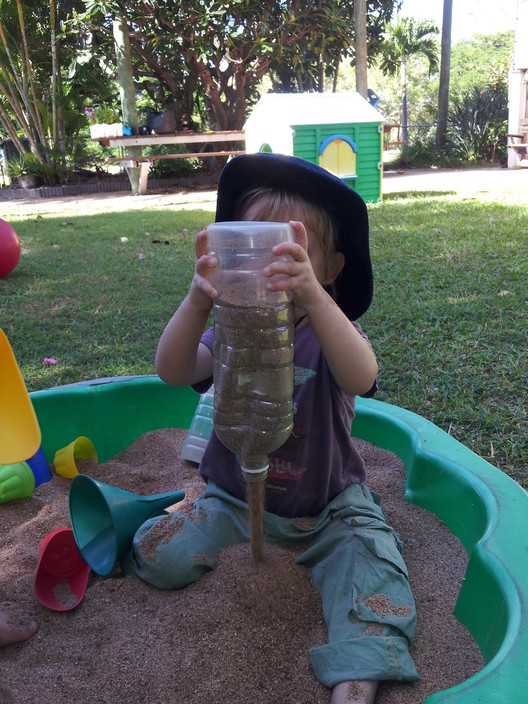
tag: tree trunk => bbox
[401,63,408,144]
[354,0,368,98]
[436,0,453,149]
[0,103,28,156]
[50,0,57,145]
[15,0,46,156]
[333,50,341,93]
[0,81,43,157]
[113,16,142,195]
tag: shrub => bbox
[387,136,460,169]
[143,144,199,179]
[446,85,508,163]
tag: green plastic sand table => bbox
[30,376,528,703]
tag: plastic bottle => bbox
[207,221,295,483]
[181,385,215,463]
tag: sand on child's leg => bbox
[0,602,38,647]
[331,680,378,704]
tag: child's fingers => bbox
[194,227,210,257]
[264,257,301,279]
[196,253,218,276]
[289,220,308,251]
[270,240,306,262]
[196,250,216,267]
[195,227,217,274]
[193,262,218,299]
[196,277,218,298]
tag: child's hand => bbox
[263,220,324,312]
[189,228,218,307]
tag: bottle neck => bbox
[241,463,268,483]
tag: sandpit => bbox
[0,428,484,703]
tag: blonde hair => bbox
[233,186,340,294]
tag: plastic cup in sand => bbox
[0,461,35,503]
[53,436,98,479]
[34,528,90,611]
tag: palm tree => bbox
[379,17,439,143]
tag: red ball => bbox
[0,218,21,278]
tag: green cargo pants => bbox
[129,479,419,686]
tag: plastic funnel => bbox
[34,528,90,611]
[54,436,98,479]
[0,328,41,464]
[26,445,52,486]
[0,461,35,503]
[68,475,185,576]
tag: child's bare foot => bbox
[0,602,38,647]
[331,680,378,704]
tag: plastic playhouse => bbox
[244,92,385,203]
[21,374,528,703]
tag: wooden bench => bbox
[383,123,407,150]
[506,133,528,168]
[92,130,245,194]
[104,151,244,194]
[104,151,245,164]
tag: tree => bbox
[0,0,49,161]
[449,32,514,97]
[435,0,453,149]
[445,32,513,163]
[378,17,439,143]
[68,0,400,134]
[112,14,142,194]
[0,0,112,182]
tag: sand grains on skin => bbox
[0,428,484,704]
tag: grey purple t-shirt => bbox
[194,322,376,518]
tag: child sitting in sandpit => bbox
[130,153,419,704]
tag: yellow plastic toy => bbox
[0,328,41,465]
[54,436,98,479]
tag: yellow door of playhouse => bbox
[319,138,356,178]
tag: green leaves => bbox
[379,16,439,77]
[447,85,508,162]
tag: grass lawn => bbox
[1,187,527,487]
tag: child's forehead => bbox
[241,191,308,221]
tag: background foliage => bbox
[0,2,516,183]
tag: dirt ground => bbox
[382,165,528,201]
[1,166,527,218]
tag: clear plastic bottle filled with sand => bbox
[207,222,295,483]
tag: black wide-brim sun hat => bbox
[215,153,373,320]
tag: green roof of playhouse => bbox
[244,92,385,154]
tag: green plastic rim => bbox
[30,375,528,703]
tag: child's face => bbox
[240,197,328,286]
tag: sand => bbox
[0,428,484,703]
